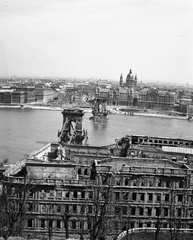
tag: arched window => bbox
[149,179,154,187]
[125,178,129,186]
[133,180,137,186]
[84,169,88,175]
[11,187,16,196]
[166,181,170,188]
[116,178,121,185]
[141,181,145,186]
[158,180,162,187]
[78,168,81,175]
[179,180,184,188]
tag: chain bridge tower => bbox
[58,108,87,145]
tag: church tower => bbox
[119,73,123,87]
[126,69,137,88]
[134,74,137,86]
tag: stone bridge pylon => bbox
[58,108,87,145]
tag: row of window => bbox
[138,97,173,103]
[27,218,190,231]
[142,138,193,146]
[77,168,89,175]
[28,203,96,215]
[13,189,92,200]
[39,204,89,214]
[11,188,187,206]
[114,177,185,188]
[128,206,185,217]
[27,219,85,230]
[115,191,186,203]
[39,189,94,200]
[27,197,187,217]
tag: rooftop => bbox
[162,146,193,155]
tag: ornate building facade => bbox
[1,137,193,239]
[119,70,137,88]
[137,88,175,110]
[125,69,137,88]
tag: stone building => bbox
[1,109,193,240]
[107,87,133,106]
[1,136,193,239]
[109,88,119,106]
[12,90,25,104]
[0,90,13,103]
[187,105,193,118]
[34,88,44,102]
[118,88,129,106]
[125,69,137,88]
[117,70,138,106]
[95,87,110,104]
[137,88,175,110]
[16,87,36,103]
[119,70,137,88]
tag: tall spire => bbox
[120,73,123,86]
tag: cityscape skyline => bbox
[0,0,192,84]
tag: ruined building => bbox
[1,109,193,240]
[90,88,108,122]
[57,108,87,146]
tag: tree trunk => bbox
[65,219,69,239]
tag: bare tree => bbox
[39,202,60,240]
[168,188,188,240]
[0,176,33,240]
[60,204,72,239]
[43,201,72,239]
[83,172,115,240]
[154,199,166,240]
[44,204,55,240]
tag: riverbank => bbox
[110,110,188,120]
[0,103,94,113]
[107,106,189,120]
[0,104,21,109]
[132,112,188,120]
[0,103,63,111]
[0,103,190,121]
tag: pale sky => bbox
[0,0,192,84]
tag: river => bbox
[0,108,193,164]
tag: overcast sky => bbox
[0,0,192,84]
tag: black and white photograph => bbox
[0,0,193,239]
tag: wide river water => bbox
[0,108,193,164]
